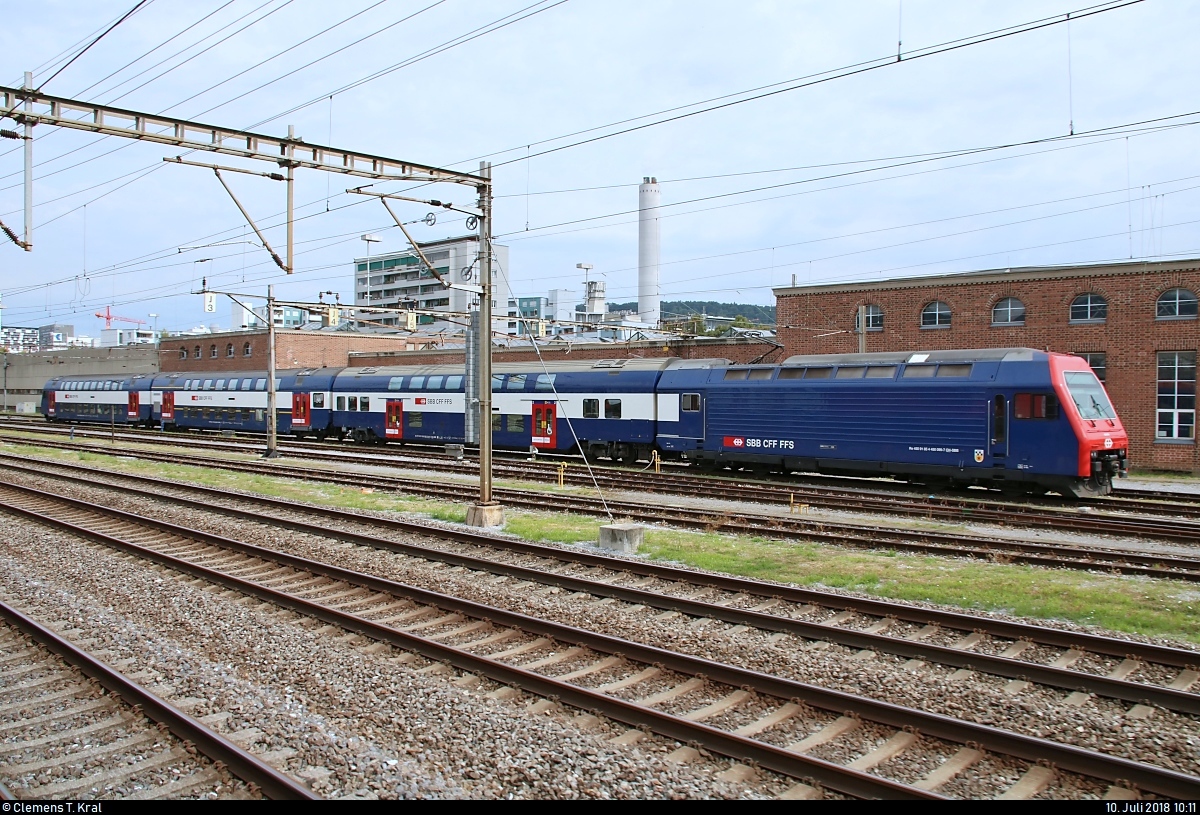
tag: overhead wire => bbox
[38,0,156,91]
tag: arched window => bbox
[193,345,201,359]
[921,301,951,328]
[243,342,252,357]
[179,347,187,359]
[1070,293,1107,323]
[226,343,235,358]
[991,297,1025,326]
[853,304,883,332]
[209,344,218,358]
[1157,288,1198,319]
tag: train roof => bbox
[339,358,731,378]
[780,348,1045,367]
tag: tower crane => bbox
[95,305,147,329]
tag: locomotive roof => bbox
[780,348,1043,366]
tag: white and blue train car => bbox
[41,373,156,426]
[331,358,682,458]
[149,368,340,435]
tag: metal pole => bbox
[858,304,866,354]
[467,160,502,526]
[265,284,278,458]
[479,160,493,504]
[286,125,295,273]
[22,71,32,251]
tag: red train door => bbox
[385,399,403,439]
[532,403,556,449]
[127,391,140,419]
[48,391,56,417]
[161,391,175,421]
[292,392,310,429]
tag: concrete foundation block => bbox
[466,503,505,528]
[599,523,643,554]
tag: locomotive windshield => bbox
[1064,370,1116,420]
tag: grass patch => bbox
[7,439,1199,644]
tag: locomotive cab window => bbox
[604,399,622,419]
[682,393,701,411]
[583,399,599,419]
[1014,393,1059,419]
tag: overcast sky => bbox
[1,0,1197,335]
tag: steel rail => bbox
[8,461,1199,716]
[8,422,1200,534]
[0,599,317,801]
[1,435,1195,581]
[4,449,1198,671]
[3,484,1199,800]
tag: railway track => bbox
[0,602,315,800]
[8,457,1200,718]
[1,478,1198,799]
[3,441,1199,584]
[4,421,1198,540]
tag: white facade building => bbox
[352,235,512,334]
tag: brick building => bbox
[158,329,428,373]
[774,258,1200,473]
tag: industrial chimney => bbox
[638,177,661,328]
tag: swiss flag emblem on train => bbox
[723,436,745,448]
[415,397,427,405]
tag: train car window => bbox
[348,397,358,411]
[748,369,773,380]
[411,376,425,389]
[428,376,444,390]
[723,369,749,381]
[682,394,701,411]
[275,378,282,390]
[507,414,525,432]
[805,368,832,379]
[936,364,973,377]
[535,374,556,391]
[336,396,346,411]
[902,365,936,378]
[865,366,897,378]
[1014,393,1058,419]
[605,399,622,419]
[388,376,405,391]
[216,380,226,390]
[508,374,527,390]
[835,367,866,379]
[778,368,805,379]
[204,380,214,390]
[312,393,325,408]
[241,380,252,391]
[360,397,370,411]
[409,412,423,428]
[256,379,266,391]
[228,379,238,390]
[446,376,463,390]
[583,399,599,418]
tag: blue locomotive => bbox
[41,348,1128,497]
